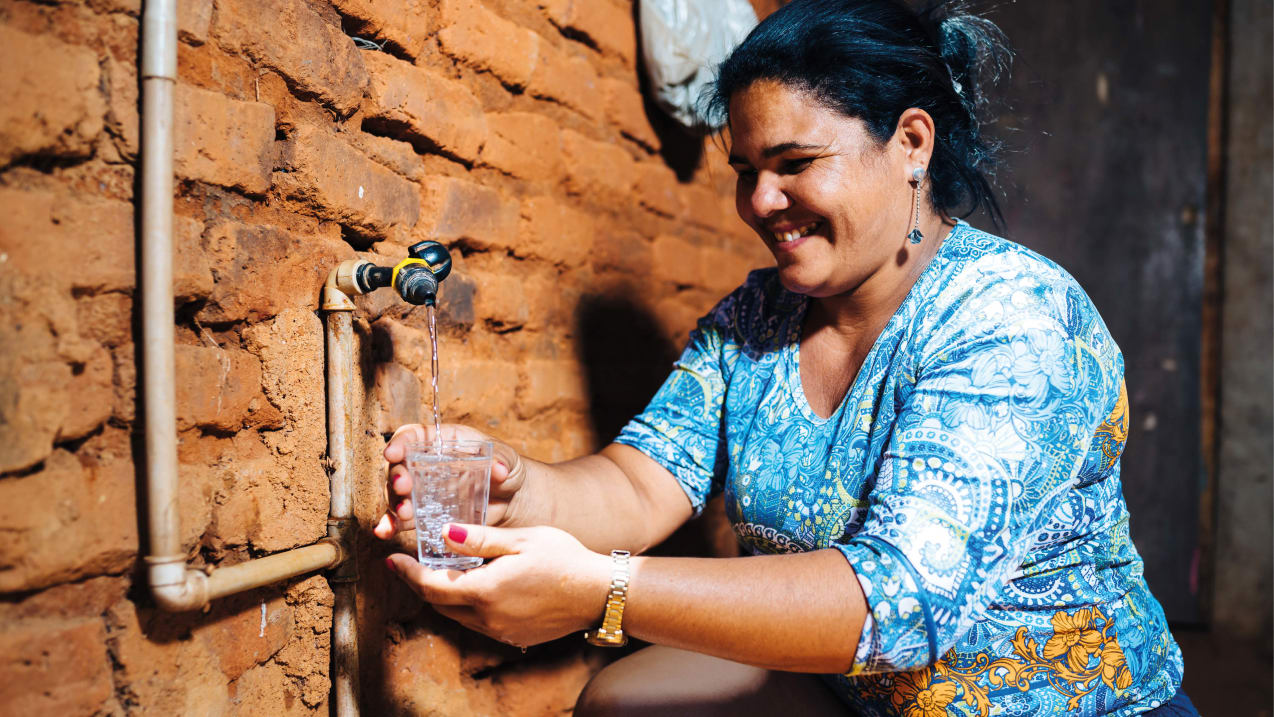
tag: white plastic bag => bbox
[640,0,758,131]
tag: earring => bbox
[907,167,925,244]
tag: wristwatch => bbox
[584,550,631,647]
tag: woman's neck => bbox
[808,215,954,346]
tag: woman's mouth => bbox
[770,221,821,247]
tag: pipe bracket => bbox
[327,519,359,583]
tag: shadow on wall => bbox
[574,293,679,444]
[575,291,741,561]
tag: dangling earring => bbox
[907,167,925,244]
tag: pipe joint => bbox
[146,554,188,587]
[323,261,364,312]
[150,569,210,612]
[327,520,359,583]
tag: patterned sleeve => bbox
[613,299,734,516]
[835,261,1125,674]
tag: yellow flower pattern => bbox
[862,607,1136,716]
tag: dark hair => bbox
[707,0,1012,229]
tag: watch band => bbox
[584,550,631,647]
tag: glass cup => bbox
[405,439,493,570]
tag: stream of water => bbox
[427,303,442,453]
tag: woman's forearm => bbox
[500,444,694,554]
[622,549,866,673]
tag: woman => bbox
[376,1,1194,714]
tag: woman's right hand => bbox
[373,423,529,540]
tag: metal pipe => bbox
[204,540,344,602]
[324,266,362,715]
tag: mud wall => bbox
[0,0,769,713]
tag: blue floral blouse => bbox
[615,224,1184,716]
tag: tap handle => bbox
[407,241,452,282]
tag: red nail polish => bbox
[447,524,468,543]
[385,557,397,573]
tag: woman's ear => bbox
[894,107,937,174]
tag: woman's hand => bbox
[385,524,612,647]
[373,423,528,540]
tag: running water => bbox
[427,303,443,454]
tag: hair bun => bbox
[927,5,1013,118]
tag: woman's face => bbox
[728,80,915,299]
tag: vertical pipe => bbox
[140,0,182,575]
[326,310,354,521]
[332,582,361,715]
[325,306,361,715]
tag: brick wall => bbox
[0,0,769,713]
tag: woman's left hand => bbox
[386,524,613,648]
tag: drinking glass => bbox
[405,439,493,570]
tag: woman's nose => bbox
[748,173,790,218]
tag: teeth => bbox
[773,222,819,243]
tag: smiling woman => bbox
[376,1,1196,715]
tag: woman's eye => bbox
[781,158,813,174]
[734,167,758,181]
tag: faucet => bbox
[330,240,454,306]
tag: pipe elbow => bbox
[150,568,209,612]
[323,260,365,311]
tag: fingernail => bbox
[385,557,397,573]
[447,524,467,543]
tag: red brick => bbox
[656,295,707,345]
[469,266,530,331]
[528,40,601,119]
[76,293,132,348]
[104,57,139,160]
[516,359,587,418]
[415,175,519,249]
[0,444,137,593]
[480,112,563,182]
[106,600,231,713]
[178,0,214,45]
[601,77,659,150]
[518,195,594,267]
[362,51,487,163]
[591,229,653,276]
[174,344,283,432]
[437,0,540,89]
[0,619,114,715]
[330,0,431,58]
[560,129,635,202]
[61,342,114,442]
[0,189,208,297]
[174,84,275,194]
[538,0,637,66]
[197,594,292,681]
[653,234,704,287]
[376,362,423,434]
[633,161,684,218]
[239,307,328,459]
[0,358,69,475]
[0,576,128,623]
[682,183,725,230]
[0,25,104,166]
[213,0,368,114]
[348,131,426,181]
[276,125,421,241]
[371,317,431,373]
[197,219,350,323]
[700,242,760,294]
[435,335,516,420]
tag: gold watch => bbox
[584,550,631,647]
